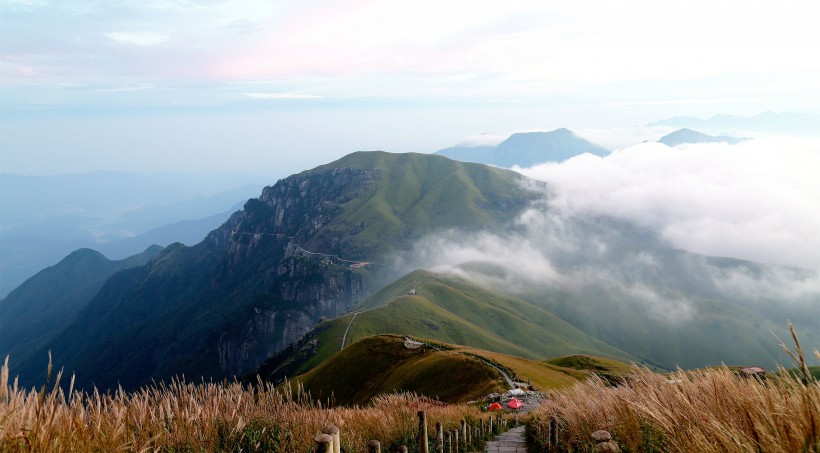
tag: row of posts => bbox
[314,410,509,453]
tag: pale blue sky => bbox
[1,0,819,175]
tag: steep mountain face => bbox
[658,128,744,146]
[0,246,162,368]
[435,128,609,167]
[15,152,539,391]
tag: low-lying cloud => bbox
[401,208,701,324]
[400,136,820,329]
[516,137,820,270]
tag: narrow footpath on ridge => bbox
[484,425,528,453]
[339,281,421,350]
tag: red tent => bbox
[488,402,503,411]
[507,398,524,409]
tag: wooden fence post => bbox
[488,415,493,434]
[454,429,459,453]
[592,430,619,452]
[480,418,485,436]
[322,425,340,453]
[397,446,408,453]
[460,419,467,448]
[548,417,558,447]
[435,421,444,453]
[418,411,429,453]
[366,439,380,453]
[314,434,333,453]
[446,430,451,452]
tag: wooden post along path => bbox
[435,421,444,453]
[418,411,429,453]
[367,439,380,453]
[322,425,340,453]
[314,434,333,453]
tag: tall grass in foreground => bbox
[528,324,820,452]
[0,358,484,452]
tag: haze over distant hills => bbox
[0,171,260,297]
[649,112,820,136]
[435,128,609,167]
[658,128,745,146]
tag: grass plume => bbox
[528,323,820,452]
[1,358,505,452]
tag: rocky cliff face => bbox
[208,167,378,376]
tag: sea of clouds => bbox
[401,135,820,329]
[517,136,820,270]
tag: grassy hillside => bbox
[304,151,540,255]
[254,269,635,385]
[290,334,629,406]
[341,270,634,360]
[516,282,793,371]
[546,354,633,375]
[293,335,504,405]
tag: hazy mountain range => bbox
[657,128,745,146]
[649,112,820,136]
[0,246,162,368]
[0,171,260,297]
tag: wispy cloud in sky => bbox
[104,32,169,46]
[2,0,819,175]
[2,0,819,104]
[244,92,323,100]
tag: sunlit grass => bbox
[0,355,503,452]
[527,322,820,452]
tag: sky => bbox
[2,0,820,176]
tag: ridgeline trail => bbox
[231,231,377,269]
[339,281,421,350]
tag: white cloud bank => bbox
[516,137,820,270]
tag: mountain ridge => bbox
[0,245,163,368]
[12,151,540,391]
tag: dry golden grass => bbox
[0,356,502,452]
[528,323,820,452]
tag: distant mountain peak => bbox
[435,127,609,167]
[658,128,745,146]
[648,112,819,136]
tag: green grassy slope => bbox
[292,334,629,405]
[254,269,635,384]
[342,270,633,361]
[517,283,794,371]
[293,335,505,405]
[546,354,633,375]
[304,151,539,255]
